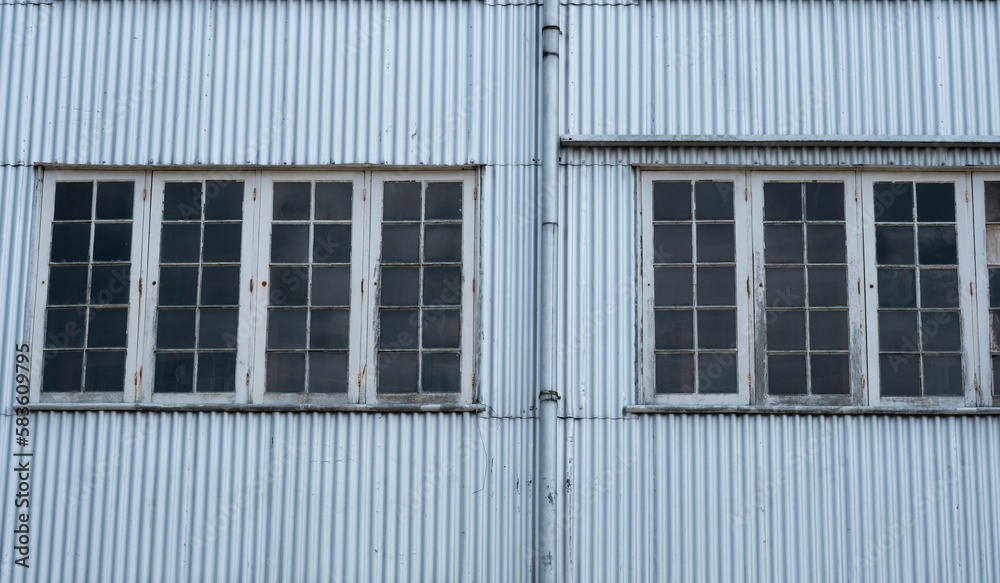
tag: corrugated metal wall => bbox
[2,0,1000,581]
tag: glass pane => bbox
[652,181,692,221]
[267,309,308,349]
[923,355,962,396]
[84,351,126,392]
[422,352,461,392]
[991,268,1000,308]
[95,182,133,220]
[694,181,734,220]
[45,308,86,349]
[986,182,1000,222]
[379,267,419,306]
[766,267,805,308]
[312,266,352,307]
[806,225,846,263]
[655,310,693,350]
[879,312,919,352]
[273,182,311,220]
[49,265,89,305]
[768,355,807,394]
[425,183,463,220]
[697,310,736,349]
[920,269,959,308]
[267,352,305,393]
[764,225,803,264]
[378,351,419,393]
[90,265,130,305]
[197,352,236,392]
[987,225,1000,265]
[424,225,462,262]
[994,355,1000,396]
[877,268,917,308]
[809,311,849,351]
[51,223,91,263]
[653,225,692,263]
[915,183,955,222]
[805,183,844,221]
[87,307,128,348]
[920,311,961,352]
[309,309,350,350]
[698,353,738,393]
[655,353,694,394]
[422,310,461,348]
[163,183,202,221]
[154,353,195,392]
[917,226,957,265]
[42,351,83,392]
[202,223,242,263]
[54,182,93,220]
[269,266,309,306]
[875,226,914,265]
[423,266,462,306]
[314,225,352,263]
[696,267,735,306]
[380,310,419,350]
[200,266,240,305]
[271,225,310,263]
[204,181,243,221]
[811,354,849,394]
[159,224,201,263]
[696,224,735,263]
[873,182,913,222]
[198,308,238,349]
[315,182,353,220]
[807,267,847,307]
[159,267,199,306]
[763,183,802,221]
[880,354,919,396]
[309,352,349,393]
[157,309,196,349]
[382,225,420,263]
[767,310,806,351]
[384,182,421,220]
[655,267,692,307]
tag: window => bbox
[640,170,990,408]
[31,169,478,406]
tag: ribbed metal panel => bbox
[0,165,37,414]
[565,0,1000,139]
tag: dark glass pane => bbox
[655,267,692,307]
[423,309,461,349]
[422,352,461,392]
[986,183,1000,223]
[163,182,202,221]
[875,226,914,265]
[698,352,738,393]
[201,266,241,306]
[84,351,126,392]
[54,182,93,220]
[697,267,735,306]
[42,350,83,392]
[154,353,195,393]
[879,312,919,352]
[315,182,353,220]
[204,181,243,221]
[156,309,196,349]
[269,266,309,306]
[313,266,352,307]
[197,352,237,392]
[202,223,242,263]
[425,225,462,262]
[873,182,913,223]
[697,224,735,263]
[694,181,734,220]
[993,312,1000,353]
[267,352,305,393]
[991,268,1000,308]
[273,182,311,220]
[655,353,695,394]
[917,226,957,265]
[655,310,693,350]
[87,307,127,348]
[49,265,89,305]
[764,225,803,264]
[878,268,917,308]
[380,309,419,350]
[93,224,132,262]
[384,182,421,220]
[766,267,805,308]
[697,310,736,349]
[158,266,199,306]
[267,309,307,349]
[425,182,463,220]
[90,265,130,305]
[159,224,201,264]
[763,183,802,221]
[915,183,955,222]
[921,311,961,352]
[423,266,462,306]
[653,225,692,264]
[811,354,849,395]
[378,351,419,393]
[199,308,239,349]
[309,352,349,393]
[379,267,419,306]
[806,225,846,263]
[805,183,845,221]
[880,354,919,396]
[767,310,806,350]
[993,355,1000,396]
[271,225,310,263]
[314,224,352,263]
[923,355,963,396]
[310,309,350,350]
[809,311,849,351]
[45,308,86,348]
[95,182,134,220]
[768,355,807,394]
[808,267,847,307]
[652,181,692,221]
[920,269,960,308]
[381,225,420,263]
[50,223,91,263]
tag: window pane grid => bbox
[984,181,1000,396]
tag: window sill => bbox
[625,405,1000,417]
[27,403,487,414]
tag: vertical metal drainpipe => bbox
[537,0,560,578]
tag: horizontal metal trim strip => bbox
[563,135,1000,148]
[625,405,1000,417]
[28,403,488,414]
[35,163,486,171]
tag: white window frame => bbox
[970,172,999,407]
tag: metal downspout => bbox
[536,0,560,579]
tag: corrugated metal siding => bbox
[565,0,1000,139]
